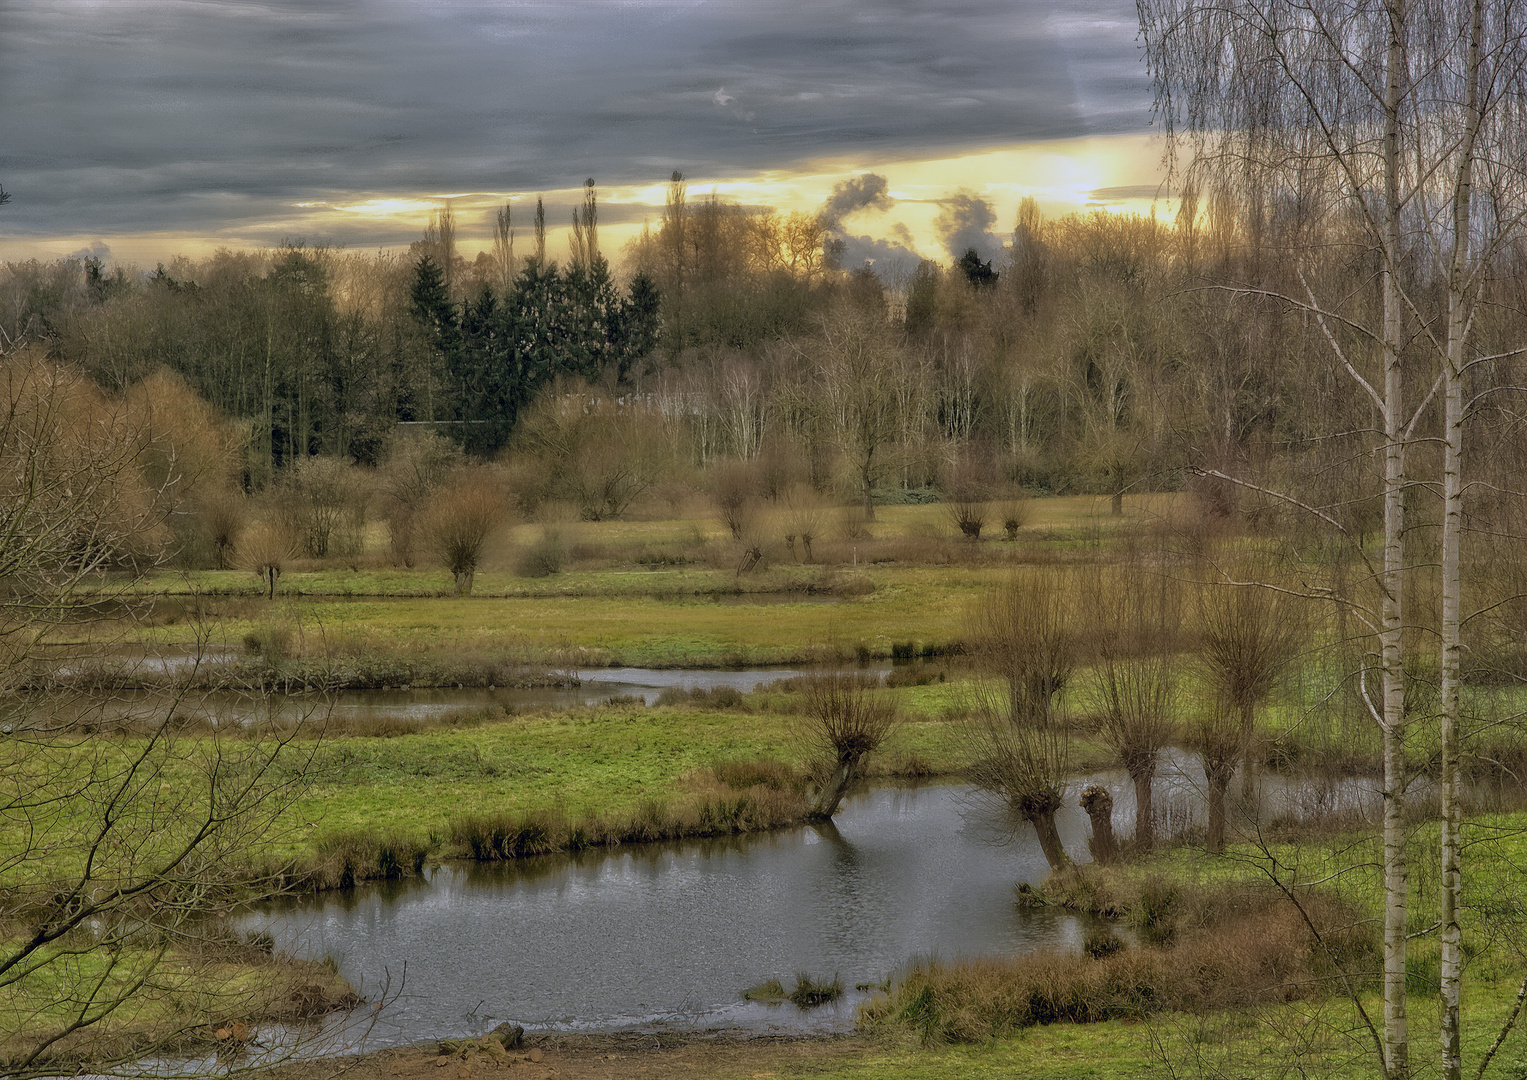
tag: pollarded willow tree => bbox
[1137,1,1527,1077]
[965,573,1076,872]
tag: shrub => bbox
[515,528,565,578]
[276,455,369,558]
[839,503,873,540]
[426,469,508,595]
[381,430,461,567]
[237,521,299,599]
[862,887,1376,1043]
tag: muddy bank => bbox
[266,1030,866,1080]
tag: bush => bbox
[839,503,873,540]
[862,886,1375,1043]
[276,455,369,558]
[515,528,565,577]
[426,469,508,595]
[381,430,461,567]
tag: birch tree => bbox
[1138,1,1527,1077]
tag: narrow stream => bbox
[19,664,894,729]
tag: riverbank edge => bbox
[261,1028,880,1080]
[0,946,361,1073]
[279,764,956,893]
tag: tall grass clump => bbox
[862,886,1374,1043]
[297,831,430,891]
[446,785,807,862]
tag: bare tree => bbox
[275,455,367,559]
[513,387,674,522]
[807,305,910,521]
[491,202,516,296]
[799,671,898,819]
[1084,554,1180,851]
[381,429,462,568]
[237,522,298,601]
[940,451,993,540]
[965,574,1075,872]
[1197,552,1306,805]
[0,351,341,1076]
[779,482,825,563]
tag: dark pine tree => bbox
[957,248,998,289]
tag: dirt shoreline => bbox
[270,1029,870,1080]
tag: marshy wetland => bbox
[10,497,1527,1079]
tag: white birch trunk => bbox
[1380,5,1409,1074]
[1439,4,1483,1075]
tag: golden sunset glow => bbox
[0,135,1169,269]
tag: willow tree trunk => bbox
[1080,785,1118,865]
[1239,699,1258,800]
[1026,809,1072,872]
[1130,763,1156,851]
[808,756,858,820]
[1205,764,1233,853]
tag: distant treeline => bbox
[7,173,1527,516]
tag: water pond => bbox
[247,783,1098,1048]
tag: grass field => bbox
[73,495,1163,669]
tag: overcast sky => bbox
[0,0,1153,260]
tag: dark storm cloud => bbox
[0,0,1148,246]
[935,192,1003,262]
